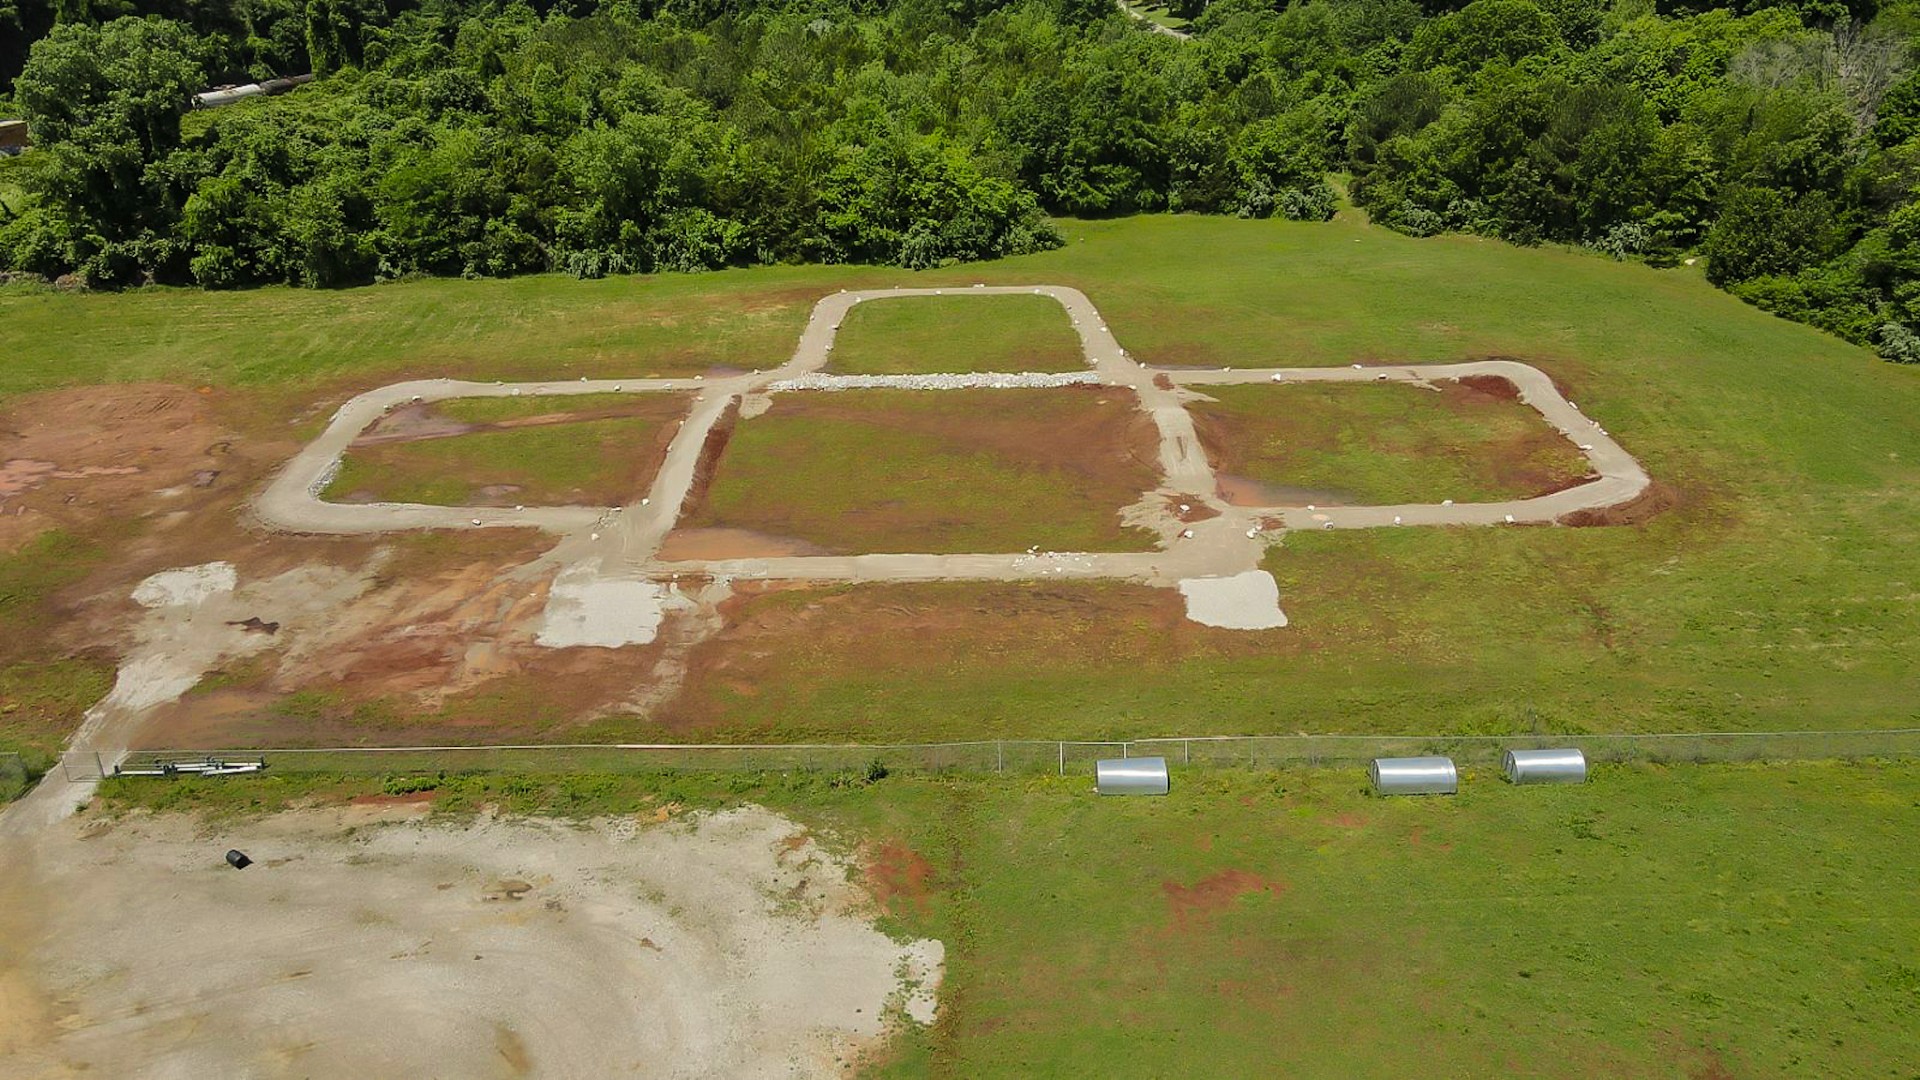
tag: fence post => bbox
[996,740,1004,774]
[1057,742,1064,777]
[1183,739,1190,765]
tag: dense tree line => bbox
[5,0,1920,361]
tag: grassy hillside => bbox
[3,213,1918,743]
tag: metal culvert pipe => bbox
[1503,748,1587,785]
[1095,756,1169,795]
[1369,756,1457,796]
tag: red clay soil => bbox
[1161,868,1289,931]
[1559,479,1677,527]
[1167,494,1222,523]
[1454,373,1521,401]
[0,383,258,552]
[862,838,936,917]
[129,529,673,750]
[678,400,741,516]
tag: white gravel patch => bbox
[5,805,944,1078]
[769,371,1101,392]
[536,565,692,648]
[130,562,237,608]
[1178,570,1288,629]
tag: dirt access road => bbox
[0,801,941,1079]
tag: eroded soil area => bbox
[0,384,271,553]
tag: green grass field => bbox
[2,212,1918,744]
[96,759,1920,1078]
[683,388,1161,554]
[11,212,1918,1071]
[826,294,1087,374]
[1191,380,1595,505]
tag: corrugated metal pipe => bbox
[1502,748,1588,785]
[1369,756,1458,796]
[1095,756,1169,795]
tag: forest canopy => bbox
[5,0,1920,362]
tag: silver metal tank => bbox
[1369,755,1458,796]
[1502,747,1587,785]
[1095,756,1169,795]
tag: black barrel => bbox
[225,849,252,870]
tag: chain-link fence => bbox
[64,728,1920,783]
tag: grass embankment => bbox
[1,214,1917,741]
[324,393,688,507]
[683,387,1161,554]
[97,760,1920,1077]
[825,294,1086,374]
[0,532,113,783]
[1190,380,1594,505]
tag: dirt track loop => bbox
[253,285,1651,625]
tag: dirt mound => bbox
[1162,868,1288,931]
[1559,480,1677,527]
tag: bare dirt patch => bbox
[1161,868,1288,931]
[0,805,941,1078]
[1558,479,1679,527]
[0,384,249,552]
[1455,373,1520,401]
[864,837,936,917]
[1215,474,1359,508]
[656,527,833,561]
[1166,495,1221,524]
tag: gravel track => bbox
[247,284,1651,616]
